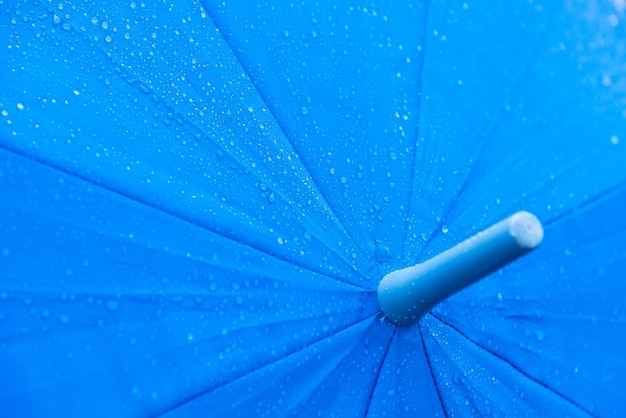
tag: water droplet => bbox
[453,373,462,385]
[300,106,308,115]
[235,296,243,305]
[535,330,545,341]
[611,135,619,145]
[59,313,70,324]
[0,291,7,300]
[441,226,449,233]
[277,236,285,245]
[106,300,119,312]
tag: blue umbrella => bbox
[1,0,625,416]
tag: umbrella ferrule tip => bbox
[508,211,544,249]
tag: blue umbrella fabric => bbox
[1,0,626,416]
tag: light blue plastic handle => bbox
[377,211,543,326]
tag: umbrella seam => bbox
[154,313,378,416]
[419,319,449,418]
[544,178,626,228]
[412,5,561,263]
[0,144,373,292]
[430,313,595,416]
[363,325,398,418]
[197,1,379,278]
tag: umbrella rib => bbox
[430,313,594,416]
[467,139,626,232]
[198,2,378,275]
[199,2,284,140]
[544,178,626,228]
[155,313,378,417]
[363,325,398,418]
[418,320,449,418]
[412,7,561,262]
[402,0,431,261]
[0,144,371,290]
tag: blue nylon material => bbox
[1,0,625,416]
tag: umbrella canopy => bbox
[1,0,626,416]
